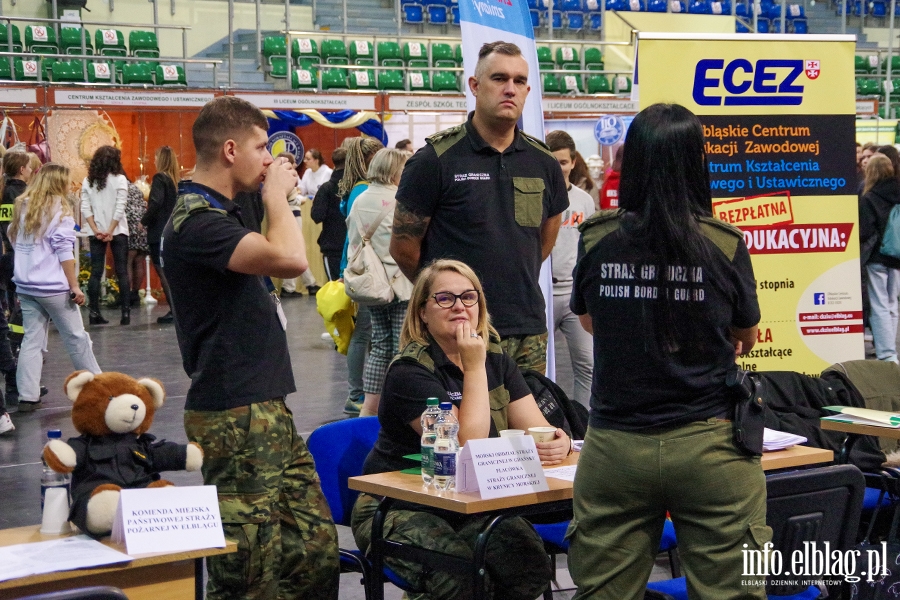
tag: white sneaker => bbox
[320,332,332,340]
[0,413,14,435]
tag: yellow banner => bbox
[637,34,862,374]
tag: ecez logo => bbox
[692,59,807,106]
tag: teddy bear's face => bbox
[65,371,165,437]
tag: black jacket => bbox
[141,172,178,245]
[859,177,900,268]
[311,168,347,255]
[0,177,26,252]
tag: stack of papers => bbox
[763,428,807,451]
[822,406,900,428]
[0,536,132,582]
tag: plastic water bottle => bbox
[433,402,460,492]
[41,430,70,510]
[420,397,441,486]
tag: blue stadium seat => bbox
[647,0,668,10]
[530,8,542,26]
[792,18,808,32]
[541,9,563,26]
[427,4,449,23]
[709,0,730,13]
[588,11,603,27]
[756,16,771,32]
[606,0,629,8]
[566,11,585,29]
[688,0,712,13]
[403,3,425,23]
[451,5,460,23]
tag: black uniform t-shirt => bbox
[161,184,296,411]
[571,215,760,431]
[396,114,569,337]
[363,342,532,475]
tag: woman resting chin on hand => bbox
[349,258,563,600]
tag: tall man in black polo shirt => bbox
[390,41,569,374]
[161,96,338,600]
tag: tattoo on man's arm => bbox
[392,203,430,239]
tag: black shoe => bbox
[89,311,108,325]
[307,285,321,297]
[156,311,174,324]
[18,400,40,412]
[130,290,141,307]
[40,386,48,397]
[120,308,130,326]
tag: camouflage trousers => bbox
[184,398,339,600]
[500,332,549,375]
[351,493,552,600]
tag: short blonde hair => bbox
[399,259,498,347]
[366,148,407,185]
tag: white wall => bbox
[1,0,312,58]
[382,111,467,150]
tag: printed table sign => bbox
[456,435,549,499]
[111,485,225,555]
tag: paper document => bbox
[762,428,807,452]
[0,535,132,582]
[544,465,578,482]
[822,406,900,428]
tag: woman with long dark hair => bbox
[141,145,178,323]
[568,103,766,599]
[11,164,101,412]
[81,145,130,325]
[860,154,900,363]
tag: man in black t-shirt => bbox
[390,41,569,374]
[161,96,338,600]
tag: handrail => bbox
[282,29,632,47]
[0,15,191,31]
[608,10,640,44]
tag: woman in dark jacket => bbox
[860,153,900,363]
[140,146,178,324]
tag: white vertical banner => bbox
[459,0,556,380]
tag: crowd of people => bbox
[0,36,869,600]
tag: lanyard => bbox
[180,182,276,294]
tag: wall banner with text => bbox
[636,33,861,373]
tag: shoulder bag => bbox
[343,202,396,306]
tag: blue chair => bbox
[403,3,425,23]
[306,417,421,600]
[451,5,460,24]
[606,0,629,8]
[756,17,771,32]
[647,465,865,600]
[530,8,542,26]
[688,0,711,13]
[528,0,541,8]
[427,4,449,23]
[545,9,563,26]
[791,18,808,32]
[566,11,585,29]
[587,11,603,28]
[647,0,668,10]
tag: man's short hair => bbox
[192,96,269,165]
[474,41,522,78]
[546,130,576,155]
[277,151,296,166]
[331,147,347,169]
[395,139,412,150]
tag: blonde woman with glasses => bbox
[10,163,101,413]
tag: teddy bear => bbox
[42,371,204,538]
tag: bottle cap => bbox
[47,430,62,439]
[426,397,439,406]
[439,402,453,411]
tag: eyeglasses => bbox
[432,290,480,309]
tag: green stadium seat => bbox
[408,70,430,91]
[292,67,318,89]
[454,44,462,64]
[51,60,84,82]
[292,38,319,64]
[60,27,93,55]
[95,28,127,56]
[856,78,879,96]
[432,71,459,91]
[585,47,604,70]
[543,73,561,94]
[87,61,114,83]
[321,39,349,65]
[0,58,11,80]
[376,41,403,66]
[403,42,429,67]
[587,73,611,93]
[613,74,632,93]
[321,68,347,89]
[431,42,455,67]
[129,30,159,58]
[349,40,374,65]
[378,69,404,90]
[855,55,868,74]
[269,56,289,78]
[263,35,287,59]
[537,46,553,71]
[883,56,900,74]
[122,62,155,85]
[156,64,186,85]
[555,46,579,69]
[560,73,582,93]
[0,24,22,53]
[14,57,42,81]
[25,25,58,54]
[348,69,376,89]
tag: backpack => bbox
[343,203,395,306]
[880,204,900,260]
[521,369,589,440]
